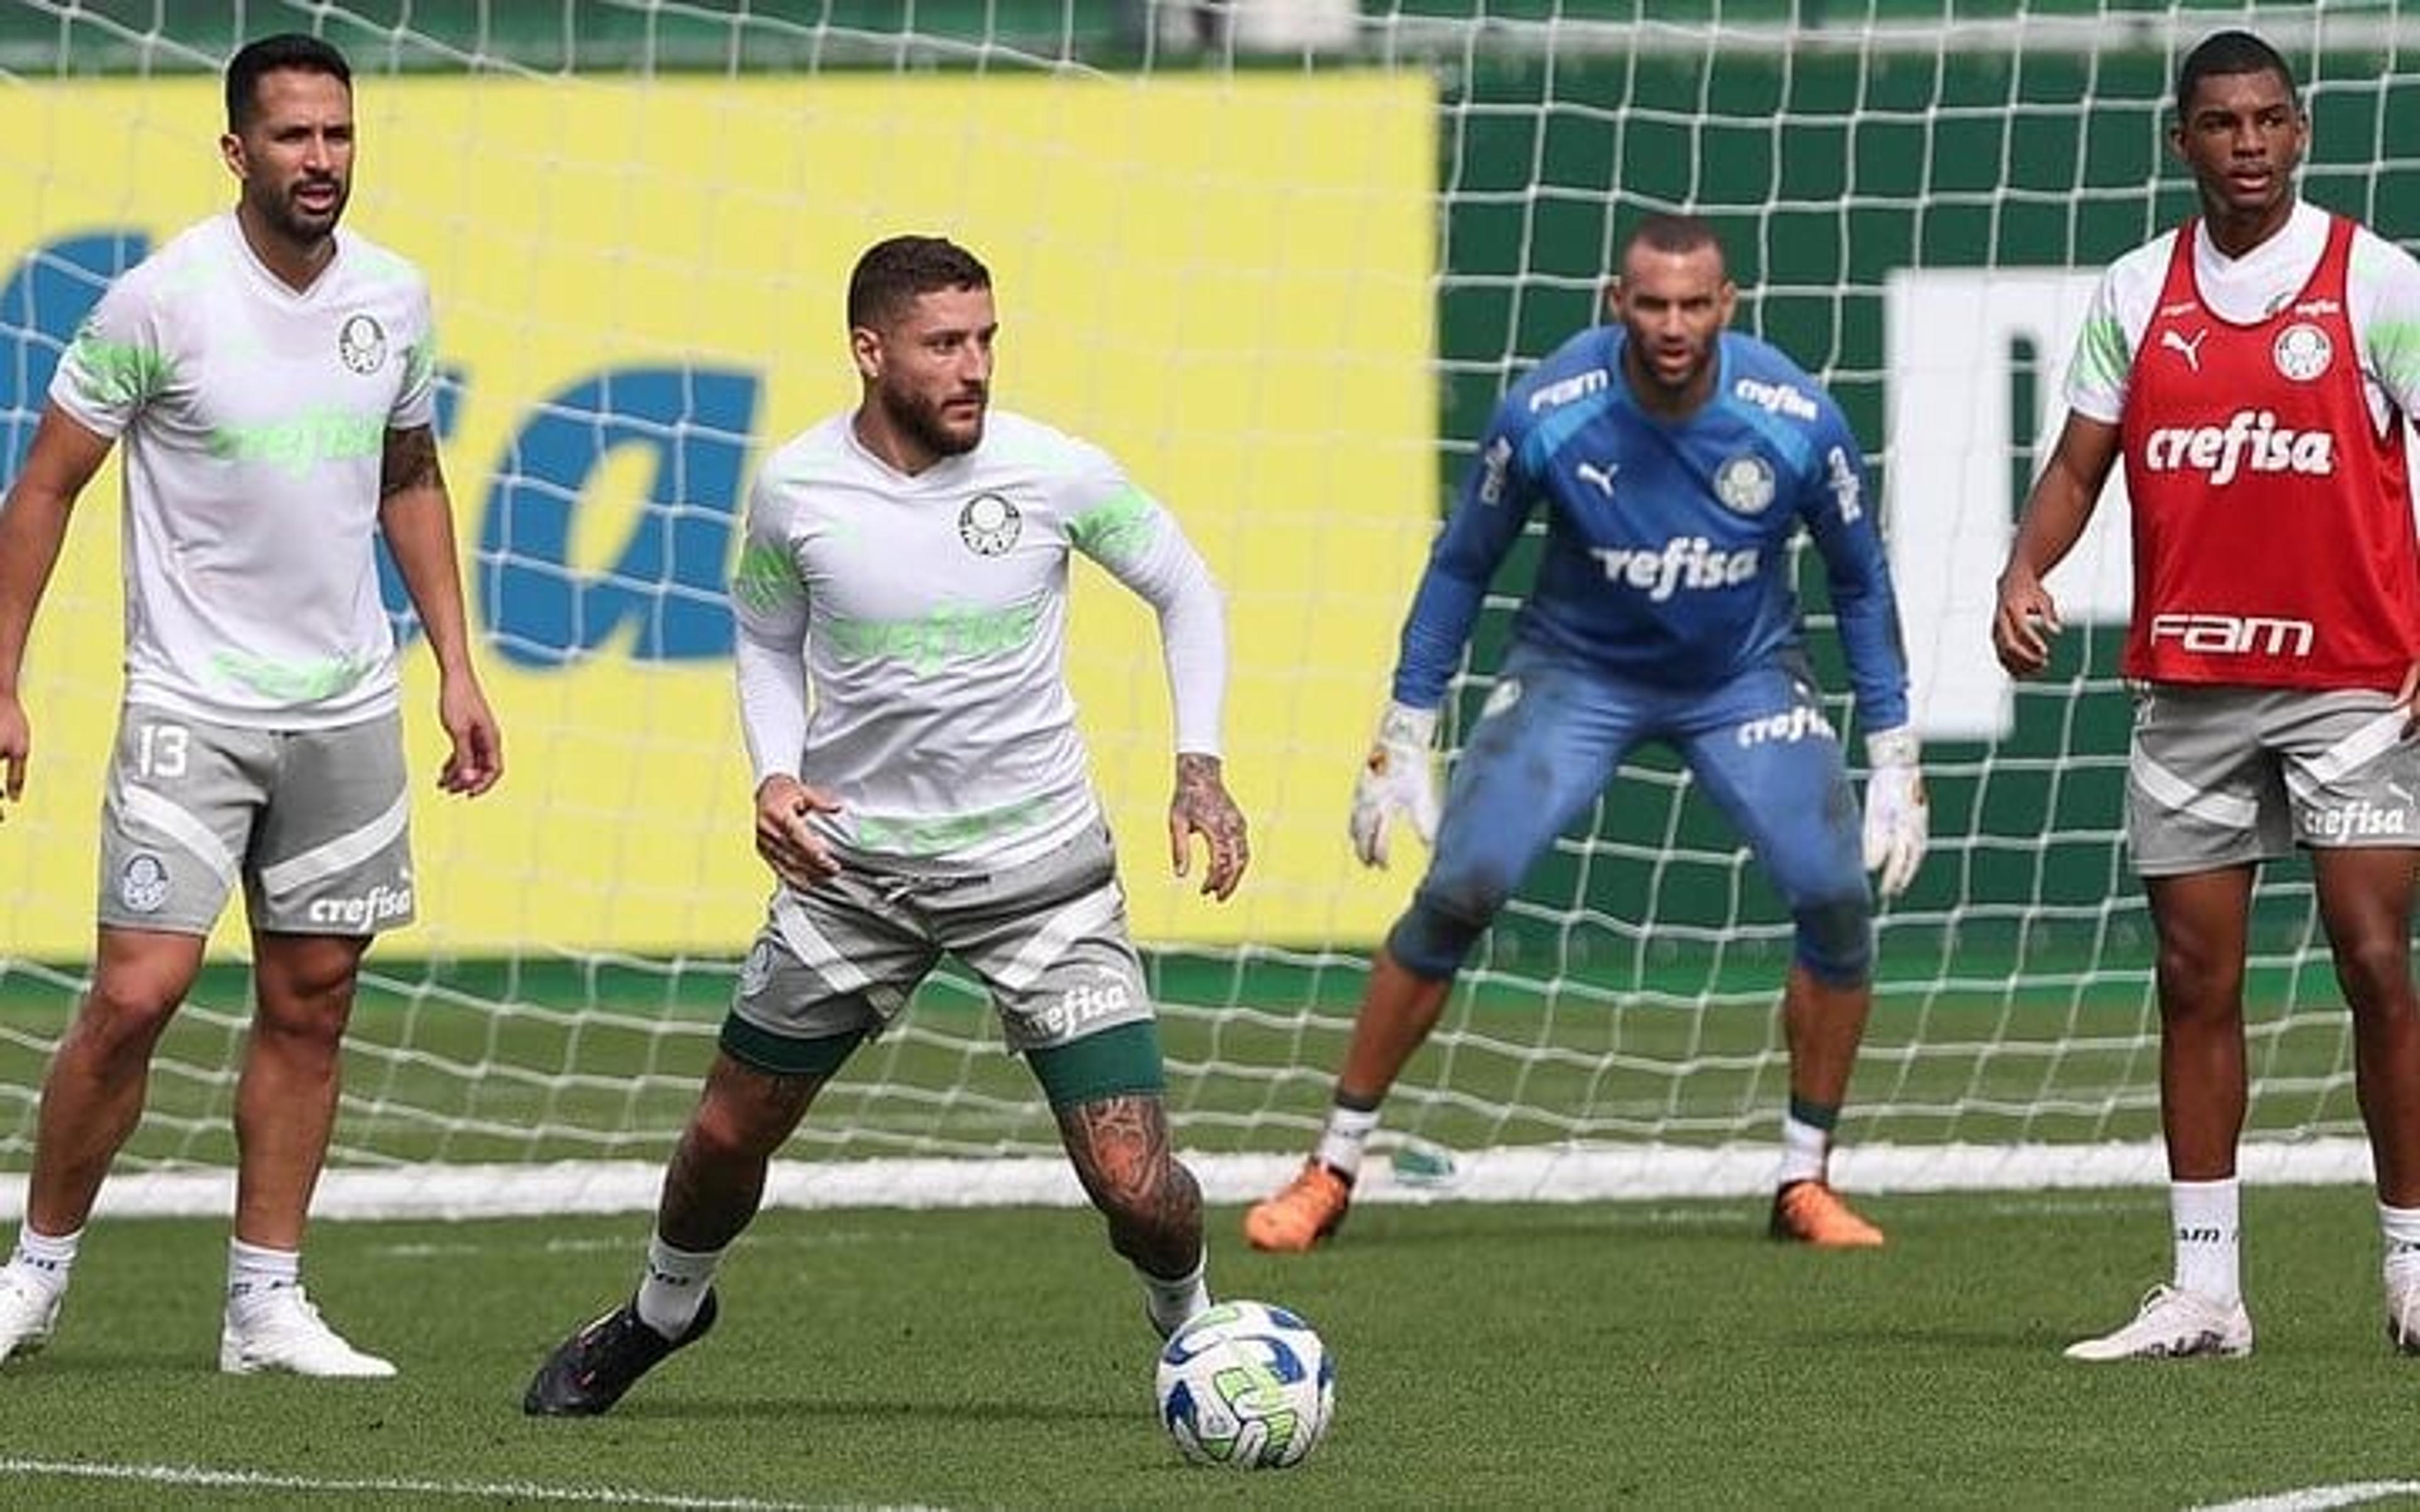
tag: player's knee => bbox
[2331,932,2414,1016]
[1386,883,1502,978]
[690,1046,827,1158]
[686,1088,804,1165]
[1791,893,1874,985]
[74,975,183,1060]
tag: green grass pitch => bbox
[2,1187,2418,1508]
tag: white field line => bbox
[2194,1482,2420,1511]
[0,1138,2381,1220]
[0,1457,894,1509]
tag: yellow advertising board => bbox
[0,73,1436,958]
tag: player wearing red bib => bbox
[1995,30,2420,1361]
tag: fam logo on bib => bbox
[2273,322,2332,382]
[338,313,388,376]
[957,493,1022,556]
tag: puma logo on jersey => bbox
[1574,460,1618,497]
[2140,409,2336,486]
[2160,327,2209,372]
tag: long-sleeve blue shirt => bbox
[1392,326,1910,735]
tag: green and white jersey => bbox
[2065,199,2420,428]
[50,211,439,728]
[732,408,1228,873]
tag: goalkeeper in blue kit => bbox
[1247,214,1928,1251]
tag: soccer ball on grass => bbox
[1155,1299,1334,1469]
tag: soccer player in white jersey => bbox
[523,235,1249,1416]
[1996,30,2420,1361]
[0,34,501,1377]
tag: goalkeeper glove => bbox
[1348,701,1441,869]
[1860,726,1928,899]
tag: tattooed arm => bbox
[379,423,501,795]
[1170,751,1249,901]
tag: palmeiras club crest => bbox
[2273,322,2332,382]
[1714,453,1776,515]
[338,313,388,375]
[118,853,169,914]
[958,493,1022,556]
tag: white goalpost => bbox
[0,1,2412,1219]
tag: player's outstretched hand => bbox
[754,774,843,890]
[0,692,27,823]
[1861,727,1928,899]
[1991,568,2062,679]
[437,673,504,796]
[1168,752,1250,902]
[1348,701,1440,869]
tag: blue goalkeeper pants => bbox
[1386,641,1873,984]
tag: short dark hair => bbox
[1622,213,1726,273]
[226,33,352,132]
[847,236,991,332]
[2175,29,2298,118]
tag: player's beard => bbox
[256,173,349,248]
[881,382,986,460]
[1632,338,1713,404]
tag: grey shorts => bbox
[96,704,415,936]
[2127,684,2419,876]
[730,824,1153,1055]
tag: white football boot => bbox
[220,1288,396,1377]
[0,1272,61,1365]
[2387,1271,2420,1354]
[2064,1284,2252,1361]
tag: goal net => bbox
[1,1,2411,1219]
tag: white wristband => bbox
[1865,726,1918,769]
[1378,701,1439,747]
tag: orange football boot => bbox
[1768,1179,1885,1247]
[1243,1160,1354,1252]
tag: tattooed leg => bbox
[1057,1092,1204,1277]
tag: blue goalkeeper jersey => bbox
[1392,327,1910,733]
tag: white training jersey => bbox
[731,408,1228,873]
[2065,198,2420,428]
[49,210,439,728]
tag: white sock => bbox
[2379,1201,2420,1290]
[635,1233,722,1339]
[1776,1113,1830,1188]
[2170,1178,2241,1306]
[1314,1101,1381,1181]
[6,1223,82,1303]
[226,1237,302,1323]
[1138,1246,1210,1336]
